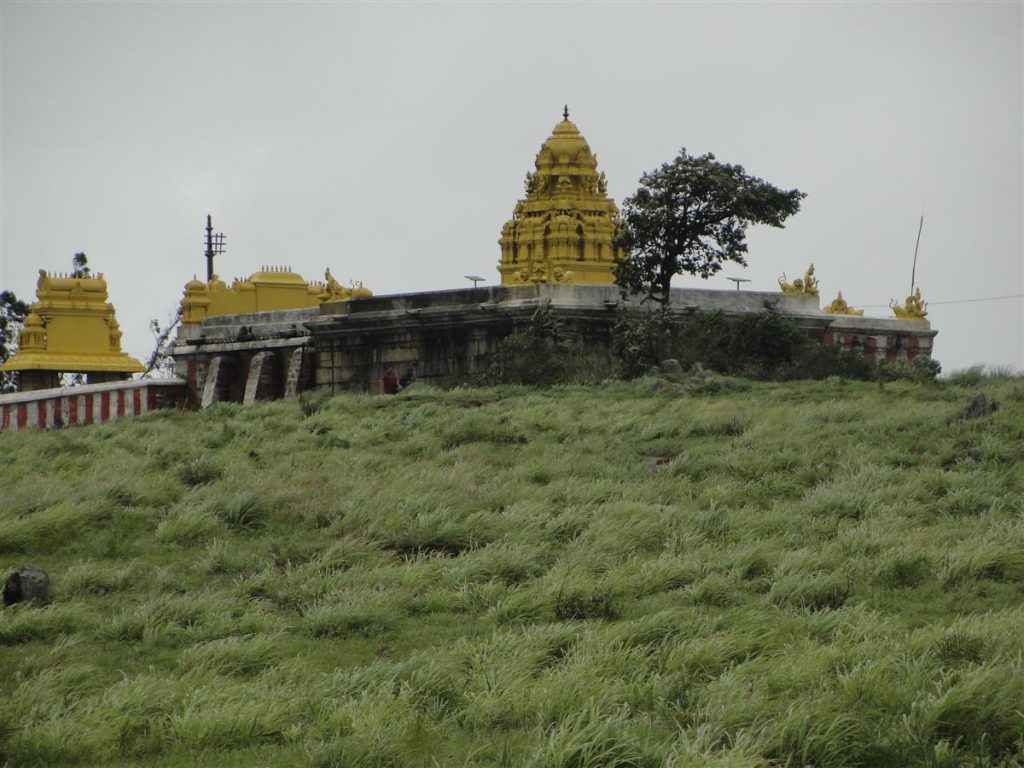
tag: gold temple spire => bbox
[498,112,624,286]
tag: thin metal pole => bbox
[205,215,214,282]
[910,213,924,294]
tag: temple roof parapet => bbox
[180,266,372,324]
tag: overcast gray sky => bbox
[2,1,1021,374]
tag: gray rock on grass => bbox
[961,392,999,420]
[3,566,53,607]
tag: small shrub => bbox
[771,573,851,611]
[686,574,737,607]
[156,504,220,544]
[179,633,284,676]
[879,356,942,383]
[63,561,136,596]
[217,492,267,531]
[933,630,985,665]
[689,418,746,438]
[298,390,331,418]
[612,308,681,379]
[554,591,619,621]
[483,301,609,386]
[875,553,931,589]
[945,365,986,386]
[305,603,396,638]
[177,456,221,487]
[931,665,1024,760]
[528,702,664,768]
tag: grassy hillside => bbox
[1,375,1023,767]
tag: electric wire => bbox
[856,293,1023,309]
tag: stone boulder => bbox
[3,566,53,607]
[659,359,684,376]
[961,392,999,420]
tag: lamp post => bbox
[727,277,751,291]
[205,215,227,282]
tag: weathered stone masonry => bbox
[172,283,937,406]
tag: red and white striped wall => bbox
[0,379,187,433]
[821,330,934,363]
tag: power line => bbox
[857,293,1023,309]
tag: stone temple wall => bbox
[172,284,937,405]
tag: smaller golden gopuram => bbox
[779,263,819,297]
[180,267,372,324]
[0,270,144,390]
[823,291,864,316]
[890,287,928,320]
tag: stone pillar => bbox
[284,347,312,398]
[17,371,60,392]
[201,356,228,409]
[243,352,276,405]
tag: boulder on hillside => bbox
[961,392,999,420]
[660,359,684,376]
[3,566,53,607]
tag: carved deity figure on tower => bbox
[823,291,864,316]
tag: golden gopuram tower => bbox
[498,108,624,285]
[1,270,144,390]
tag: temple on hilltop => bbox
[499,108,624,285]
[1,109,939,429]
[1,270,144,391]
[167,108,936,404]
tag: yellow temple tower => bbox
[1,270,144,390]
[498,108,625,285]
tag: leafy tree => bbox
[144,309,182,378]
[71,252,91,278]
[1,289,30,393]
[483,301,611,386]
[614,148,805,305]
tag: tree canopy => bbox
[71,252,90,278]
[613,148,805,305]
[1,289,29,393]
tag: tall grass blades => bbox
[0,374,1021,766]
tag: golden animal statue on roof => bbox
[890,287,928,320]
[498,107,625,286]
[823,291,864,316]
[779,263,819,296]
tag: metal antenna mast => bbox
[910,212,924,294]
[205,214,227,282]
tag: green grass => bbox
[1,373,1023,766]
